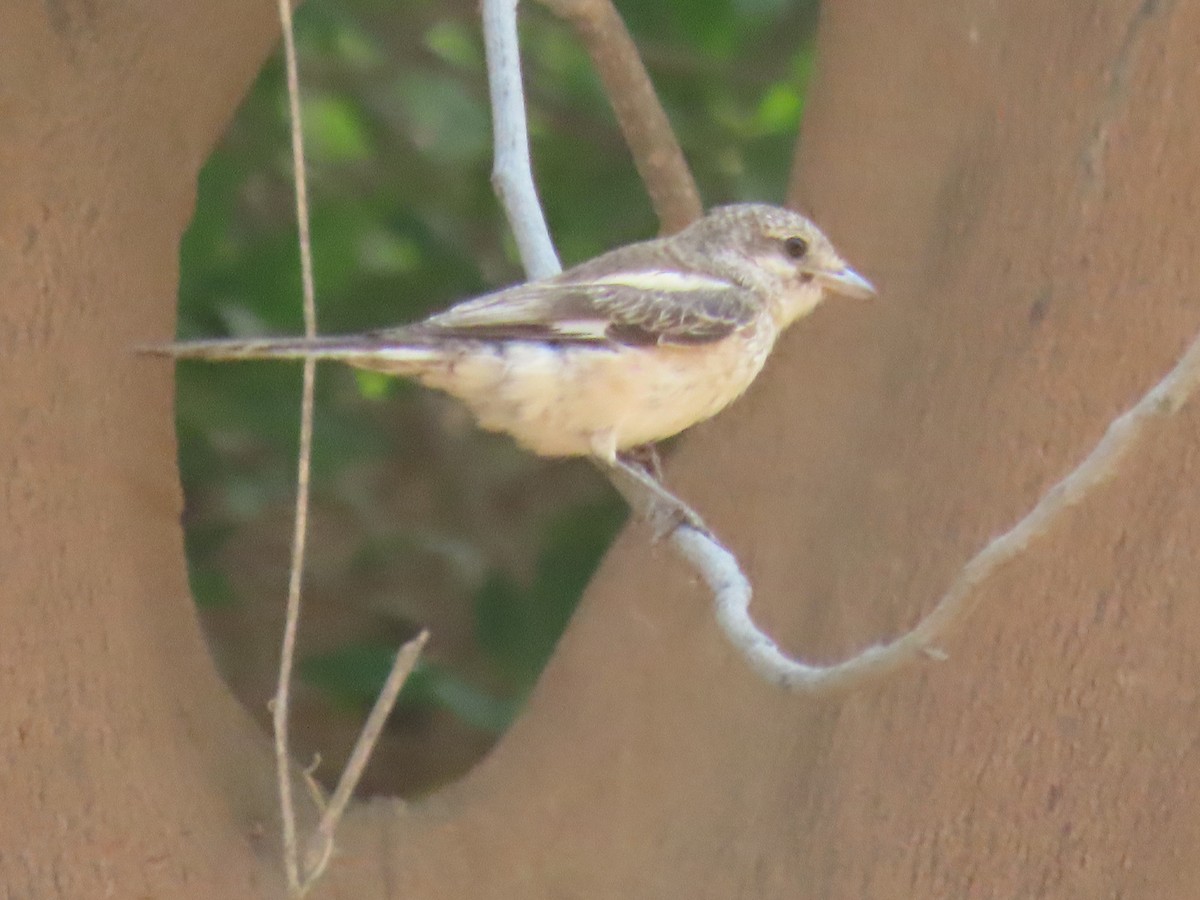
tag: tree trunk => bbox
[5,1,1200,897]
[1,3,291,896]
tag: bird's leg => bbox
[622,442,665,482]
[588,430,707,538]
[605,452,709,540]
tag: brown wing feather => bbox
[382,276,758,347]
[599,284,758,346]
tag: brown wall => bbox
[4,1,1200,897]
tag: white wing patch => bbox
[589,270,736,292]
[544,318,610,340]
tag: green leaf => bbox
[388,72,489,164]
[755,83,802,135]
[302,93,375,162]
[423,19,484,70]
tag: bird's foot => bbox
[609,450,709,541]
[622,443,665,482]
[643,494,710,542]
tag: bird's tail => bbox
[139,334,438,369]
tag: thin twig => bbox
[273,0,319,892]
[535,0,703,233]
[482,0,561,279]
[301,630,429,890]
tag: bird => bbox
[148,204,873,480]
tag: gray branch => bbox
[482,0,560,279]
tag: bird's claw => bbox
[643,496,710,542]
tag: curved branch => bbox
[685,330,1200,693]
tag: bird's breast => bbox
[397,325,776,457]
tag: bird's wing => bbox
[390,271,759,347]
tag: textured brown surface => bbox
[360,2,1200,897]
[0,3,288,896]
[5,1,1200,897]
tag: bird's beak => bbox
[817,266,876,300]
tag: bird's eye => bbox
[783,236,809,259]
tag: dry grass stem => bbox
[301,631,430,890]
[272,0,319,890]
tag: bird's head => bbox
[687,203,875,327]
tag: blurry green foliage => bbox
[474,499,628,687]
[302,647,518,733]
[178,0,818,781]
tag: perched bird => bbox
[150,204,873,467]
